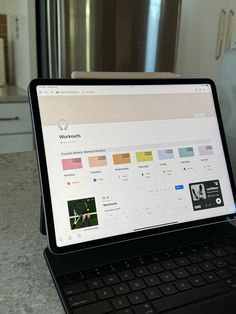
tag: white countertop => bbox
[0,85,28,103]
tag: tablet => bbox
[28,78,236,254]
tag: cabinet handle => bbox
[215,9,226,60]
[0,116,19,121]
[47,0,58,77]
[56,0,66,78]
[225,9,235,52]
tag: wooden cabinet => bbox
[0,102,33,153]
[176,0,236,86]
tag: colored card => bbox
[198,145,213,155]
[136,151,153,162]
[178,147,194,158]
[158,149,174,160]
[88,155,107,167]
[113,153,131,165]
[62,158,83,170]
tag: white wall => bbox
[0,0,7,13]
[7,0,37,89]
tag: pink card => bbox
[62,158,83,170]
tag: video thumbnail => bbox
[68,197,98,229]
[189,180,224,211]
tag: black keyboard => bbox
[59,236,236,313]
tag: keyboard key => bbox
[144,254,160,263]
[114,262,130,271]
[103,274,120,285]
[116,261,132,271]
[128,291,146,305]
[224,254,236,265]
[152,281,230,313]
[143,275,161,286]
[210,241,223,249]
[115,308,133,314]
[104,264,118,273]
[161,260,177,270]
[174,257,190,267]
[202,272,219,283]
[213,248,227,257]
[93,267,107,277]
[158,251,172,260]
[133,303,155,314]
[226,276,236,289]
[216,268,232,279]
[200,261,216,271]
[129,258,145,267]
[128,258,144,268]
[172,248,189,257]
[188,275,206,287]
[158,271,175,283]
[190,246,201,253]
[186,264,203,275]
[84,267,106,279]
[224,246,236,254]
[133,266,149,277]
[172,268,189,279]
[67,291,97,308]
[87,278,104,290]
[159,283,177,296]
[222,238,236,246]
[188,254,203,263]
[111,296,130,310]
[129,279,146,291]
[174,279,192,291]
[113,283,131,295]
[63,282,87,296]
[137,258,146,265]
[118,270,135,282]
[147,263,164,274]
[60,272,84,285]
[123,261,132,268]
[228,265,236,274]
[96,287,114,300]
[74,271,87,281]
[61,273,77,285]
[144,287,162,300]
[212,258,228,268]
[200,251,215,260]
[201,243,211,251]
[72,300,112,314]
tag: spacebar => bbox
[72,301,112,314]
[152,282,230,312]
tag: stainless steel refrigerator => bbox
[36,0,182,78]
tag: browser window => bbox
[36,84,235,247]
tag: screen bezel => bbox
[28,78,236,254]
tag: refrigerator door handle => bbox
[47,0,58,77]
[215,9,226,60]
[225,9,235,52]
[56,0,67,78]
